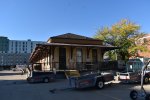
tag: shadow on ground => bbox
[0,79,27,86]
[0,71,23,76]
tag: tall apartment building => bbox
[0,36,9,53]
[8,39,40,53]
[0,37,45,68]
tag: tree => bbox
[94,19,148,60]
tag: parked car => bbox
[12,67,22,71]
[27,71,56,83]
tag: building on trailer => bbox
[29,33,119,71]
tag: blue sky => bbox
[0,0,150,41]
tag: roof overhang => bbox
[37,43,118,48]
[30,43,120,63]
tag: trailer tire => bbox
[145,94,150,100]
[144,76,149,84]
[43,78,49,83]
[130,90,138,100]
[96,80,104,89]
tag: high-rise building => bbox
[8,39,43,54]
[0,36,9,53]
[0,37,45,68]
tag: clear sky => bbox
[0,0,150,41]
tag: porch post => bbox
[50,46,53,71]
[44,50,46,71]
[46,50,48,71]
[48,47,51,71]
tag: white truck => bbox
[118,59,150,84]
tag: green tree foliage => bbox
[95,19,148,60]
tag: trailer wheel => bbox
[144,77,149,84]
[130,90,138,100]
[43,78,49,83]
[96,80,104,89]
[145,94,150,100]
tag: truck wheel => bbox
[96,80,104,89]
[144,77,149,84]
[28,78,34,83]
[130,90,138,100]
[145,94,150,100]
[43,78,49,83]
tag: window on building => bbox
[76,48,83,63]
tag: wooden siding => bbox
[48,46,103,70]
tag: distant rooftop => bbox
[0,36,8,38]
[0,36,45,42]
[143,34,150,38]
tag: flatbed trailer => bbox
[66,71,114,89]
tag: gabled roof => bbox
[49,33,96,40]
[47,33,103,45]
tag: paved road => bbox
[0,70,150,100]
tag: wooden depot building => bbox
[29,33,119,71]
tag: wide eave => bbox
[29,43,119,63]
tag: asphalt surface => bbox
[0,70,150,100]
